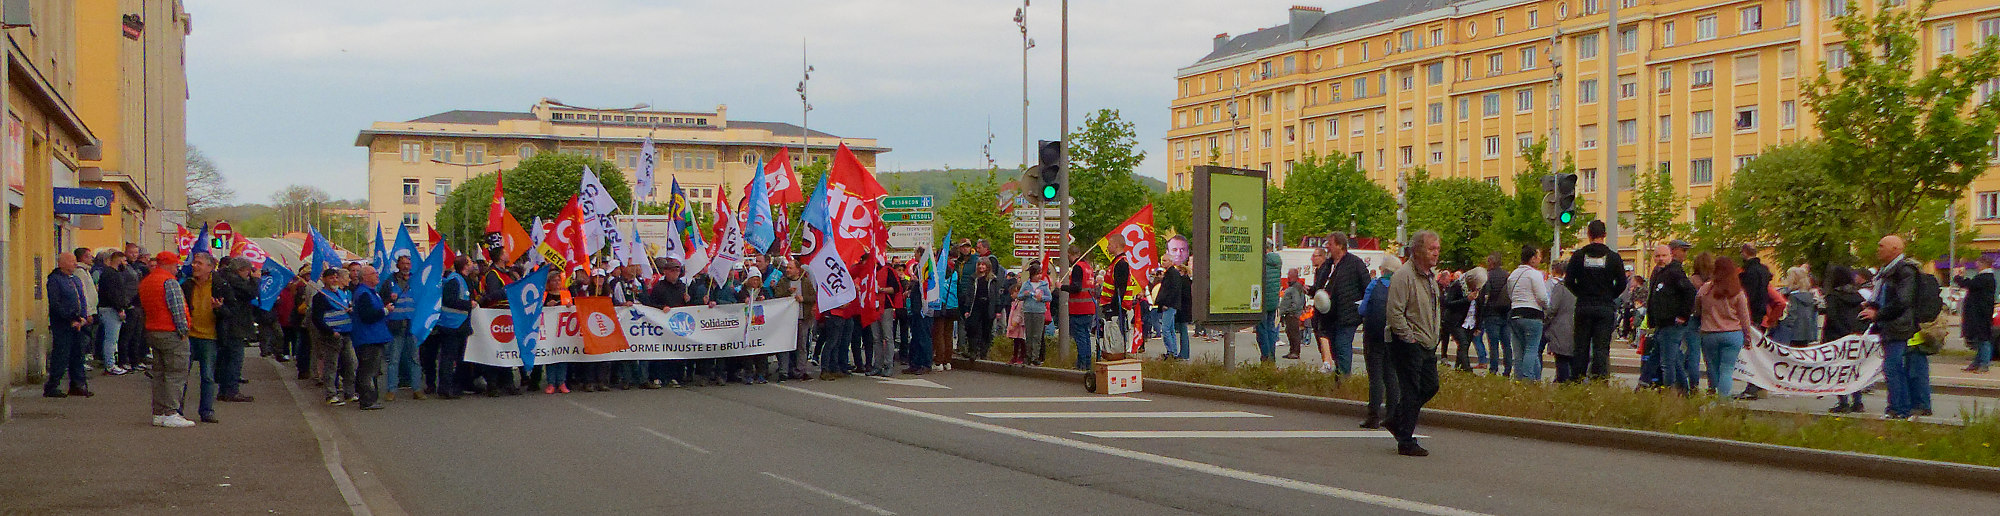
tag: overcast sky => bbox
[186,0,1366,202]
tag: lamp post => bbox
[798,43,815,171]
[433,157,504,253]
[1016,1,1035,168]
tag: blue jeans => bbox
[188,338,219,419]
[216,336,246,397]
[1907,349,1932,413]
[97,307,124,366]
[1682,317,1704,388]
[546,363,568,386]
[1070,315,1095,370]
[1883,338,1913,417]
[1509,318,1544,381]
[1653,324,1692,392]
[1972,340,1992,370]
[1699,331,1743,397]
[1480,316,1512,375]
[1256,310,1280,361]
[820,317,854,374]
[1158,308,1182,358]
[908,315,935,370]
[384,327,422,391]
[1328,323,1358,375]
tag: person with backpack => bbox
[1860,235,1933,420]
[1358,255,1400,429]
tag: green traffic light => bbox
[1559,211,1574,224]
[1042,184,1058,200]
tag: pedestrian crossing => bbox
[886,394,1402,440]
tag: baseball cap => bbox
[1668,239,1693,249]
[154,251,182,265]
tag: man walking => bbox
[139,253,196,428]
[379,256,423,400]
[1384,231,1443,456]
[349,265,393,410]
[1648,241,1698,393]
[1564,220,1627,381]
[215,258,259,403]
[1861,235,1928,419]
[1310,233,1368,375]
[44,253,93,398]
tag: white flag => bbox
[636,137,659,198]
[707,195,746,281]
[578,166,623,256]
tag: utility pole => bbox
[1603,0,1621,250]
[1056,0,1073,365]
[1017,1,1034,169]
[799,40,814,171]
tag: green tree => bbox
[1270,153,1395,242]
[1404,170,1509,270]
[1712,142,1864,268]
[1150,189,1193,240]
[1625,165,1689,265]
[436,153,632,253]
[936,169,1014,265]
[1067,109,1150,242]
[1803,0,2000,237]
[1495,139,1587,254]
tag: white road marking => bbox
[639,427,712,454]
[872,376,953,389]
[761,471,897,515]
[887,396,1148,403]
[271,359,380,516]
[564,399,618,419]
[1074,430,1422,439]
[970,411,1270,419]
[779,385,1488,516]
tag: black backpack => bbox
[1913,271,1943,324]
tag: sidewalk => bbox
[0,351,347,514]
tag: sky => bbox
[186,0,1367,203]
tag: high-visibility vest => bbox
[438,274,470,329]
[320,289,353,333]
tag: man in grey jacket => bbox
[1861,235,1927,420]
[1384,231,1442,457]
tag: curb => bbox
[955,358,2000,493]
[1576,360,2000,398]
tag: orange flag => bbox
[573,296,631,355]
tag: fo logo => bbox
[586,311,618,338]
[666,311,696,337]
[490,315,516,343]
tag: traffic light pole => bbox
[1056,0,1072,365]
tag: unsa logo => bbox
[586,311,618,338]
[490,315,515,343]
[666,311,697,337]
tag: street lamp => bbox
[1017,0,1035,168]
[545,99,651,159]
[433,157,504,254]
[798,46,815,170]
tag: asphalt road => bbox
[318,369,2000,515]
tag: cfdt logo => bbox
[586,311,618,338]
[490,315,515,343]
[666,311,696,337]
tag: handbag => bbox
[1312,291,1333,313]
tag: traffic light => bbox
[1035,140,1063,202]
[1554,172,1579,224]
[1540,175,1560,224]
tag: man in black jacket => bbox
[1740,244,1774,332]
[1861,235,1926,419]
[215,258,260,402]
[1648,241,1698,393]
[1563,220,1627,381]
[433,257,476,398]
[96,251,137,375]
[45,253,93,397]
[1309,233,1368,375]
[1956,257,1995,373]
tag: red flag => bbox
[553,196,589,272]
[484,172,508,233]
[1106,205,1160,280]
[229,233,270,264]
[428,225,457,266]
[176,224,199,258]
[766,148,805,204]
[574,296,631,355]
[828,143,886,201]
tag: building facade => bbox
[1169,0,2000,252]
[75,0,190,254]
[356,99,887,238]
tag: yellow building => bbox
[74,0,190,254]
[1169,0,2000,252]
[3,1,106,406]
[355,99,888,239]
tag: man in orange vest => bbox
[138,252,196,428]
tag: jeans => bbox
[1698,331,1744,397]
[146,331,189,416]
[1364,336,1395,418]
[820,316,854,375]
[872,309,897,374]
[216,336,246,397]
[1509,317,1544,381]
[1682,317,1704,389]
[1480,316,1512,375]
[1023,313,1048,364]
[355,342,386,407]
[545,363,569,386]
[44,324,89,393]
[1070,315,1095,371]
[1572,305,1617,380]
[97,307,124,367]
[1327,323,1358,375]
[384,325,422,391]
[1883,337,1912,417]
[432,327,468,397]
[908,315,935,370]
[1384,340,1440,446]
[314,330,356,399]
[1972,340,1992,370]
[1907,350,1933,413]
[1653,324,1692,392]
[188,338,219,419]
[1256,310,1280,362]
[1159,307,1184,359]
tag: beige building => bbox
[356,99,888,238]
[1169,0,2000,253]
[75,0,190,254]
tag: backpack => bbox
[1913,272,1943,324]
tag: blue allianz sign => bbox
[53,187,113,215]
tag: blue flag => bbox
[391,223,418,264]
[307,226,341,280]
[744,159,776,253]
[371,224,388,273]
[503,265,550,369]
[256,257,294,311]
[802,174,831,236]
[183,223,210,277]
[407,244,447,345]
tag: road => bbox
[316,366,2000,515]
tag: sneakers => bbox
[153,413,197,428]
[327,396,347,406]
[105,366,129,376]
[543,385,556,394]
[1318,362,1336,374]
[384,391,395,402]
[1397,442,1430,457]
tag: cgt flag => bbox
[801,174,857,312]
[503,265,551,369]
[175,223,198,257]
[707,187,745,280]
[573,296,631,355]
[1104,204,1160,280]
[765,148,805,205]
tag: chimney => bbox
[1213,33,1230,53]
[1288,5,1325,41]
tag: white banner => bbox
[466,299,801,366]
[1735,333,1885,396]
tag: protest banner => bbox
[1735,333,1885,396]
[465,299,801,366]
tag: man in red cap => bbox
[138,252,196,428]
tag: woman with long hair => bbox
[1696,257,1753,397]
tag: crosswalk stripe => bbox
[887,396,1149,403]
[1073,430,1417,439]
[970,411,1269,419]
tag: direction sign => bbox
[882,195,934,210]
[1011,208,1054,219]
[881,211,934,223]
[1011,219,1058,231]
[1013,232,1059,246]
[889,224,935,249]
[1013,248,1060,259]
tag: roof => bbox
[1192,0,1465,67]
[729,120,840,139]
[399,110,842,138]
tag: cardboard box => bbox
[1094,359,1143,394]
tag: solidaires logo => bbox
[586,311,618,338]
[667,311,696,337]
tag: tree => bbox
[1270,153,1395,242]
[935,169,1014,265]
[185,145,234,220]
[436,153,632,252]
[1803,0,2000,237]
[1712,142,1863,268]
[1404,170,1509,270]
[1494,139,1587,254]
[1626,165,1689,265]
[270,185,332,235]
[1067,109,1150,242]
[1150,189,1193,241]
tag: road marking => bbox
[1074,430,1420,439]
[970,411,1270,419]
[268,359,389,516]
[887,396,1148,403]
[760,471,897,515]
[780,385,1487,516]
[639,426,713,455]
[872,376,952,389]
[564,399,618,419]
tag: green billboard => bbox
[1191,165,1267,324]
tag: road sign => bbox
[1011,208,1054,219]
[882,195,934,210]
[881,211,934,223]
[1013,248,1059,259]
[889,224,935,249]
[1010,219,1059,231]
[1013,232,1061,247]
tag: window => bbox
[401,178,420,204]
[1285,125,1297,144]
[1178,111,1188,128]
[1377,109,1387,132]
[402,213,419,230]
[399,141,422,163]
[1982,77,2000,102]
[1260,94,1273,113]
[1306,122,1317,141]
[1352,115,1366,136]
[1736,54,1760,83]
[1431,28,1444,47]
[1488,53,1504,76]
[1658,115,1673,141]
[1980,192,2000,220]
[1400,31,1414,51]
[1585,0,1600,15]
[1282,91,1295,111]
[1697,15,1718,41]
[1353,152,1366,167]
[1174,142,1186,159]
[1283,56,1296,74]
[1826,45,1852,70]
[1692,61,1715,87]
[1497,15,1508,35]
[1619,75,1637,99]
[1658,67,1673,91]
[1428,102,1445,124]
[1484,136,1503,158]
[1780,48,1798,77]
[1458,97,1471,120]
[621,149,643,169]
[1330,83,1343,102]
[433,179,452,204]
[1459,139,1471,162]
[1261,129,1273,148]
[1328,118,1340,138]
[1483,93,1502,116]
[1427,63,1445,85]
[1663,21,1677,47]
[1786,0,1800,25]
[1824,0,1848,18]
[1580,124,1600,149]
[1985,17,2000,40]
[1781,100,1798,127]
[1430,143,1445,164]
[1692,110,1715,136]
[559,146,600,159]
[1517,88,1535,112]
[1361,42,1371,61]
[1521,46,1539,70]
[1735,106,1759,130]
[518,144,537,159]
[1582,168,1600,193]
[1937,25,1957,55]
[1580,78,1599,103]
[1578,34,1599,59]
[1400,73,1414,91]
[1619,27,1637,53]
[1741,6,1763,32]
[1736,155,1758,170]
[1618,119,1637,145]
[1377,149,1386,170]
[1560,3,1569,18]
[1517,132,1535,153]
[1691,158,1715,185]
[1529,10,1541,28]
[1400,108,1414,130]
[1461,57,1475,80]
[672,150,717,170]
[431,142,454,163]
[1617,165,1636,190]
[1467,21,1479,37]
[1399,146,1415,166]
[1355,77,1369,97]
